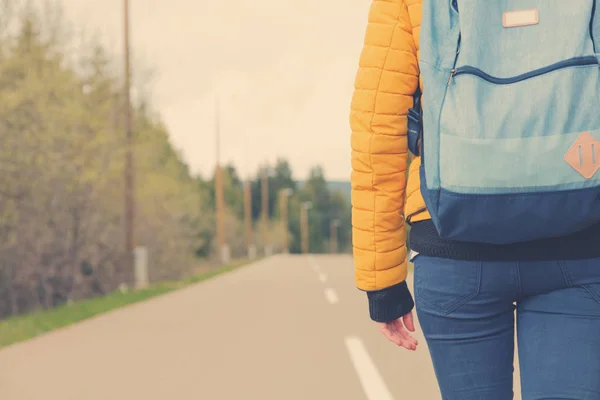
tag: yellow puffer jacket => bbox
[350,0,428,294]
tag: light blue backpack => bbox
[411,0,600,244]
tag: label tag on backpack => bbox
[503,9,539,28]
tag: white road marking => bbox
[308,256,321,273]
[345,336,395,400]
[318,273,328,283]
[325,288,340,304]
[324,288,339,304]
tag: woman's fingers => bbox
[395,325,418,349]
[377,322,403,346]
[392,317,419,350]
[403,311,416,332]
[376,320,418,351]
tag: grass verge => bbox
[0,258,254,349]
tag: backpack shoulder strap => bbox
[407,87,422,156]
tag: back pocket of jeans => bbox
[560,258,600,304]
[582,284,600,305]
[414,256,482,314]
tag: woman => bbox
[350,0,600,399]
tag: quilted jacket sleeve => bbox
[350,0,419,322]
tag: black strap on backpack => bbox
[407,87,422,156]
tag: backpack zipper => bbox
[592,0,598,53]
[446,33,462,86]
[406,207,428,225]
[450,56,598,85]
[451,0,459,13]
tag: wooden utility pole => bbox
[123,0,135,264]
[215,97,226,263]
[301,202,311,254]
[261,167,269,255]
[215,165,225,257]
[330,219,339,254]
[244,179,253,250]
[280,189,292,253]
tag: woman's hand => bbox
[376,311,419,351]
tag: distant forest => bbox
[0,1,351,319]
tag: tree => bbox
[0,1,211,317]
[286,166,351,254]
[0,0,354,318]
[250,159,296,221]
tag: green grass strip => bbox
[0,258,253,349]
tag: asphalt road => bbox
[0,254,522,399]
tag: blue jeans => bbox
[414,256,600,400]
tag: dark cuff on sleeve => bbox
[366,281,415,323]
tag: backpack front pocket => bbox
[453,0,597,77]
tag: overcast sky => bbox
[61,0,370,180]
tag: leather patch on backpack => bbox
[503,9,539,28]
[564,132,600,179]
